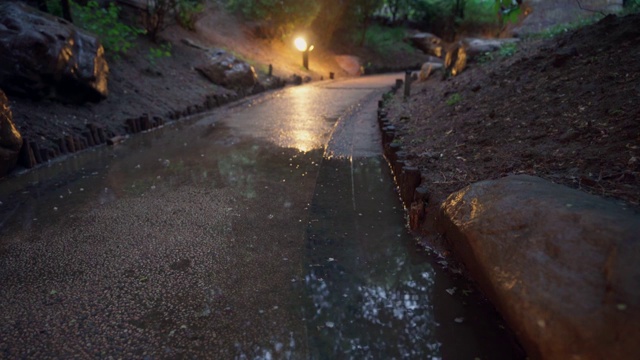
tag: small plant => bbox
[148,43,172,67]
[71,0,145,57]
[446,93,462,106]
[477,51,495,64]
[498,42,517,57]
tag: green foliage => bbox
[498,42,517,57]
[175,0,205,31]
[224,0,319,37]
[534,15,603,39]
[476,51,495,64]
[45,0,63,17]
[407,0,454,25]
[464,0,496,25]
[148,43,172,67]
[623,0,640,13]
[407,0,507,33]
[362,25,414,55]
[494,0,522,24]
[446,93,462,106]
[477,42,518,63]
[71,1,144,56]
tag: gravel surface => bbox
[0,185,308,358]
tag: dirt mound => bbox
[385,12,640,226]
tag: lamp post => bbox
[294,37,314,70]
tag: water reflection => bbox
[303,157,522,359]
[203,85,374,154]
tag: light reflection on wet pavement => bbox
[0,75,523,359]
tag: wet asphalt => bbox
[0,75,523,359]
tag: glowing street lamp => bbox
[294,37,314,70]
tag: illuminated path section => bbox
[0,75,523,359]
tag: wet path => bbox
[0,75,522,358]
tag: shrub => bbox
[498,42,517,57]
[446,93,462,106]
[148,42,172,67]
[142,0,176,42]
[71,0,145,56]
[175,0,205,31]
[224,0,319,37]
[362,25,414,55]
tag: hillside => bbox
[384,12,640,234]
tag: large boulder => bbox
[409,32,443,57]
[0,2,108,103]
[443,42,467,77]
[196,50,258,90]
[334,55,362,76]
[439,175,640,359]
[0,89,22,177]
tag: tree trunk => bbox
[61,0,73,23]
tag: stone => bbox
[418,62,442,81]
[0,2,108,103]
[290,74,302,85]
[462,37,520,59]
[438,175,640,360]
[0,89,22,177]
[409,33,443,57]
[196,49,258,90]
[443,42,467,77]
[334,55,362,76]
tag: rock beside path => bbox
[196,49,258,90]
[0,89,22,177]
[0,2,108,103]
[438,175,640,360]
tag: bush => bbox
[224,0,319,37]
[175,0,205,31]
[71,0,145,56]
[148,42,172,67]
[624,0,640,13]
[498,42,517,57]
[362,25,414,55]
[446,93,462,106]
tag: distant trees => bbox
[225,0,320,37]
[348,0,385,45]
[222,0,526,45]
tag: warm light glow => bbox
[294,37,307,52]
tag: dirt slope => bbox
[4,2,427,176]
[384,13,640,229]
